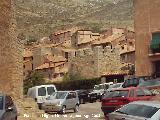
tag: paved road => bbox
[43,102,105,120]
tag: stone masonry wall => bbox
[69,45,121,79]
[0,0,23,99]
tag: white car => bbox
[27,84,57,109]
[109,101,160,120]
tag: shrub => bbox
[23,71,45,94]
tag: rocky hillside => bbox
[15,0,133,41]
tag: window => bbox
[54,92,67,99]
[38,87,46,96]
[47,87,55,95]
[71,92,76,98]
[129,89,134,97]
[104,90,129,98]
[143,89,152,96]
[150,32,160,53]
[136,89,145,96]
[0,96,3,110]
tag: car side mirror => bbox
[6,107,13,112]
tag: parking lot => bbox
[44,102,104,120]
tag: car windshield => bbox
[139,79,160,87]
[104,90,128,98]
[52,92,68,99]
[116,104,159,118]
[0,96,3,109]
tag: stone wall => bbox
[69,45,122,79]
[33,46,52,69]
[0,0,23,99]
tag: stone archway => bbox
[0,0,23,99]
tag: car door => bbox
[69,92,77,108]
[65,93,73,109]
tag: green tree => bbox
[26,35,37,45]
[128,65,135,75]
[62,73,70,81]
[24,71,45,94]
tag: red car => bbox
[101,87,155,116]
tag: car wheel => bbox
[74,104,79,113]
[60,106,66,114]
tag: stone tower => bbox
[0,0,23,99]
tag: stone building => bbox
[23,49,33,79]
[0,0,23,99]
[69,45,122,80]
[35,54,68,82]
[33,44,54,69]
[134,0,160,77]
[71,30,100,49]
[49,30,72,44]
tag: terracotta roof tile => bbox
[92,34,124,45]
[102,71,127,76]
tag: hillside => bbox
[15,0,134,41]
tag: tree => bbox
[128,65,135,75]
[26,35,37,45]
[63,73,70,81]
[24,71,45,94]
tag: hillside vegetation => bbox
[15,0,133,40]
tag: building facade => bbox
[23,49,33,78]
[135,0,160,77]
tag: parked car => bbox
[108,83,123,91]
[122,77,145,88]
[89,82,113,102]
[27,84,57,109]
[109,101,160,120]
[0,94,17,120]
[42,91,79,114]
[101,87,155,116]
[139,79,160,87]
[76,90,90,104]
[102,83,123,99]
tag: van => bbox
[27,84,57,109]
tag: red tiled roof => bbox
[102,71,127,76]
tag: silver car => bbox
[109,101,160,120]
[42,91,79,114]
